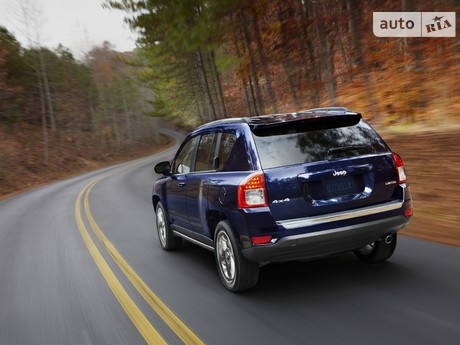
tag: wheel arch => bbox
[152,195,161,212]
[207,210,228,242]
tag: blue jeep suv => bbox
[153,108,413,291]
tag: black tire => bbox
[354,233,397,263]
[214,220,259,292]
[155,202,182,251]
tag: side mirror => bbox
[154,161,171,176]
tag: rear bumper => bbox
[242,215,409,263]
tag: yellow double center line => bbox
[75,169,204,345]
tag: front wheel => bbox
[214,221,259,292]
[354,233,397,263]
[156,202,181,251]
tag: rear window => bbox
[253,120,388,169]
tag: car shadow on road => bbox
[249,253,411,299]
[168,240,411,300]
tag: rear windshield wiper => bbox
[327,145,367,155]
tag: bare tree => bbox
[18,0,54,164]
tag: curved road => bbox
[1,130,460,344]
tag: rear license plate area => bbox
[302,174,365,201]
[323,175,359,199]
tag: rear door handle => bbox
[178,182,186,188]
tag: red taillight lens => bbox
[238,172,268,208]
[251,235,272,245]
[405,208,413,217]
[393,153,407,184]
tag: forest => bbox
[1,0,460,197]
[105,0,460,126]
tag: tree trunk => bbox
[325,37,337,104]
[195,48,217,122]
[337,3,352,78]
[300,0,322,104]
[313,2,337,104]
[37,48,56,132]
[249,5,278,113]
[231,13,257,116]
[347,0,362,68]
[119,80,132,140]
[37,69,48,165]
[348,0,378,119]
[87,93,96,140]
[207,50,228,118]
[241,9,264,115]
[278,6,300,109]
[99,87,119,148]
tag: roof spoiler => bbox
[250,111,362,136]
[300,107,352,114]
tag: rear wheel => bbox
[354,233,397,263]
[214,220,259,292]
[156,202,181,250]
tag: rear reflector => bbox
[251,235,272,245]
[405,208,413,217]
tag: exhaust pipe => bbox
[384,235,393,245]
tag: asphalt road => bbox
[1,130,460,345]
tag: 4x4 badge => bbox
[272,198,290,204]
[333,170,347,177]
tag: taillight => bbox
[238,172,268,208]
[392,153,407,184]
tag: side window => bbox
[195,133,218,172]
[217,133,251,172]
[174,136,199,174]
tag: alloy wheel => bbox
[157,207,167,247]
[216,231,236,285]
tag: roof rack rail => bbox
[301,107,352,113]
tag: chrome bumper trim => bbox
[277,201,403,230]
